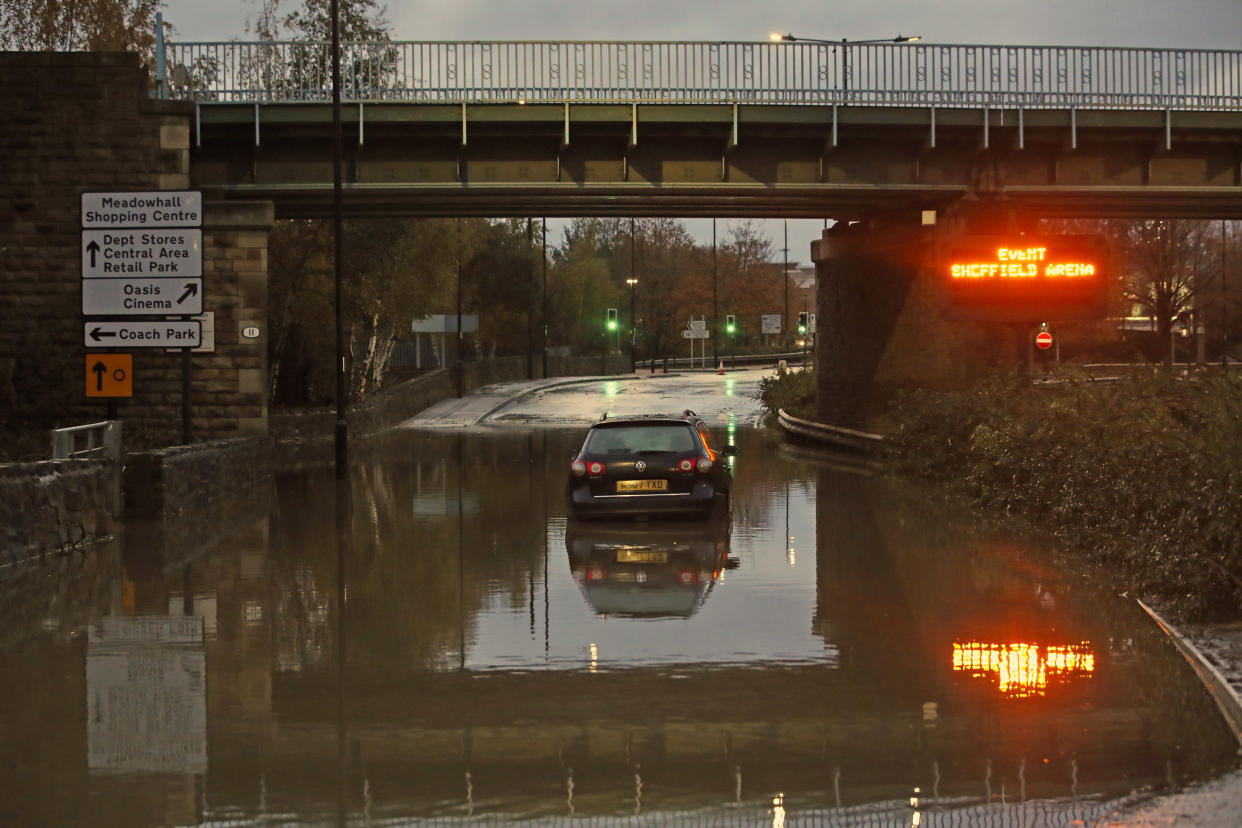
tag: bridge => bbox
[163,39,1242,220]
[4,42,1241,442]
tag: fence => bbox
[160,39,1242,111]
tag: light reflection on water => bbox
[0,427,1236,825]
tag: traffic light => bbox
[725,314,736,335]
[797,312,808,335]
[606,308,618,331]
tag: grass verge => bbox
[759,366,1242,622]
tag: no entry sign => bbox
[1035,330,1054,350]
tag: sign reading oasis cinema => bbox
[944,235,1108,321]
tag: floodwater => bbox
[1,424,1238,826]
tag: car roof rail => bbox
[682,409,697,420]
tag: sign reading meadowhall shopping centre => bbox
[81,191,202,228]
[944,235,1108,321]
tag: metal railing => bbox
[51,420,122,462]
[159,39,1242,110]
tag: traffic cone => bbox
[717,360,725,375]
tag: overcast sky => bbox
[164,0,1242,48]
[160,0,1242,261]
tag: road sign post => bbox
[81,191,203,439]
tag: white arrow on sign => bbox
[82,229,202,278]
[82,278,202,316]
[84,320,202,349]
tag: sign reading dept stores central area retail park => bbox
[80,191,204,341]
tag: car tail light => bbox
[696,457,713,473]
[571,460,587,477]
[587,566,607,581]
[678,570,698,584]
[677,458,694,473]
[587,461,606,477]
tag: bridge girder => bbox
[191,103,1242,220]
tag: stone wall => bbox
[0,52,272,448]
[124,435,273,522]
[0,460,119,564]
[1,53,191,436]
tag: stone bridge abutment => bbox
[811,208,1031,426]
[1,52,273,446]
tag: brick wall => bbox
[0,52,272,448]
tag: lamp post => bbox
[783,219,789,349]
[770,32,920,100]
[331,0,347,478]
[626,277,638,372]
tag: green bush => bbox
[886,369,1242,622]
[755,368,816,420]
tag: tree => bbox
[2,0,166,61]
[462,220,540,360]
[1111,220,1216,363]
[548,221,618,354]
[266,217,458,406]
[244,0,396,98]
[346,219,457,397]
[719,220,780,346]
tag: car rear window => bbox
[585,424,697,454]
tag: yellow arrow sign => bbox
[85,354,132,398]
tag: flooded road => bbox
[1,386,1239,824]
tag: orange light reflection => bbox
[953,642,1095,698]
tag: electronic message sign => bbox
[944,236,1107,321]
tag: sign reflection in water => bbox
[86,616,206,774]
[953,641,1097,698]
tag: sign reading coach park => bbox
[944,235,1108,321]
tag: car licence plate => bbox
[616,549,668,564]
[615,479,668,493]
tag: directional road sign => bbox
[82,278,202,316]
[82,229,202,278]
[84,320,202,349]
[682,329,709,339]
[81,191,202,228]
[762,314,781,334]
[85,354,132,398]
[688,319,707,331]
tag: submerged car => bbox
[567,410,736,519]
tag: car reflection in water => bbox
[566,517,736,618]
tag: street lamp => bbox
[626,277,638,372]
[769,32,921,99]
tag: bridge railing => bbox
[159,40,1242,110]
